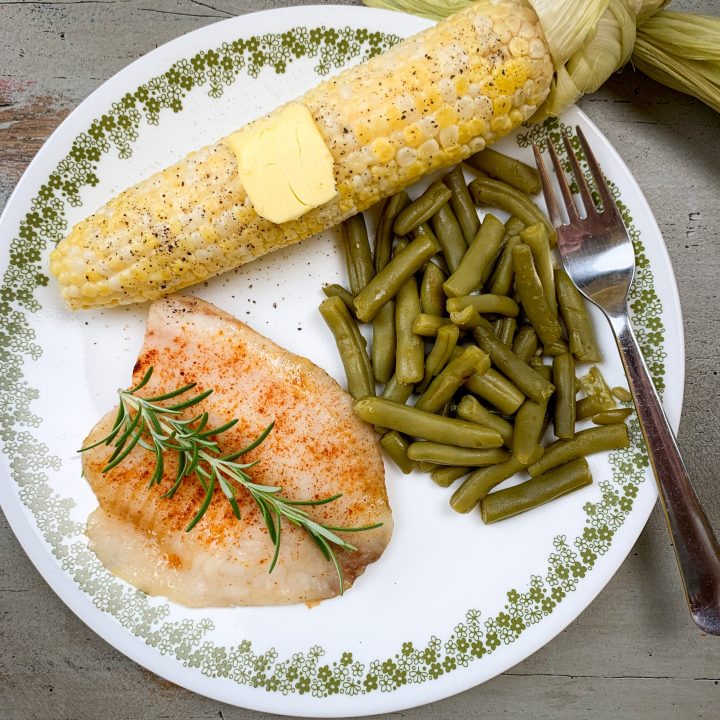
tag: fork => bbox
[533,127,720,635]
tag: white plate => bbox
[0,5,683,717]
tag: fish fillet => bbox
[82,295,392,606]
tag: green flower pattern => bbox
[0,28,664,698]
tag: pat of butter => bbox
[226,103,337,224]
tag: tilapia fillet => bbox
[82,295,392,606]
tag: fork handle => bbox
[610,314,720,634]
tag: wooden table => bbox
[1,1,718,718]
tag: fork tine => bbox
[547,139,581,223]
[575,125,616,212]
[532,144,563,228]
[561,130,597,216]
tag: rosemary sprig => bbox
[80,366,382,591]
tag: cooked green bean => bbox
[431,204,467,273]
[513,395,547,465]
[416,323,459,393]
[421,262,447,316]
[353,233,440,322]
[552,353,576,439]
[520,223,557,317]
[408,442,509,466]
[382,373,414,404]
[472,317,555,404]
[576,395,611,421]
[527,423,630,477]
[432,465,471,488]
[592,408,633,425]
[443,165,480,243]
[512,244,562,346]
[395,274,425,384]
[457,394,514,448]
[319,296,375,400]
[487,236,521,296]
[576,366,615,420]
[372,300,396,384]
[512,325,539,364]
[416,345,489,414]
[380,431,416,474]
[543,339,569,356]
[466,148,542,195]
[412,313,452,337]
[449,305,481,330]
[394,181,452,236]
[322,283,358,318]
[555,268,602,363]
[468,175,556,245]
[465,367,525,415]
[353,397,503,448]
[342,214,374,295]
[375,191,409,273]
[505,216,526,238]
[446,294,519,317]
[481,458,592,524]
[450,452,542,513]
[443,214,505,298]
[612,386,633,402]
[493,317,517,348]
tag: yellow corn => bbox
[50,1,553,309]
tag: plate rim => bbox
[0,4,685,716]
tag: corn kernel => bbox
[371,138,394,164]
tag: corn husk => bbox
[363,0,720,116]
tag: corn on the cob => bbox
[50,1,553,310]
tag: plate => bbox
[0,4,684,717]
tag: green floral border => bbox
[0,24,666,699]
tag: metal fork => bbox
[533,127,720,635]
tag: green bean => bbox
[393,181,452,236]
[449,305,481,330]
[380,431,417,474]
[553,353,576,439]
[493,317,517,349]
[443,214,505,298]
[443,165,480,243]
[592,408,633,425]
[527,423,630,477]
[466,148,542,195]
[555,268,602,363]
[576,366,615,420]
[416,323,459,393]
[395,275,425,384]
[612,386,633,402]
[408,442,509,466]
[456,394,514,448]
[431,204,467,273]
[529,355,545,370]
[382,373,414,403]
[322,284,358,319]
[432,465,471,488]
[353,233,440,322]
[449,451,541,513]
[465,367,525,415]
[446,294,519,317]
[512,325,539,364]
[512,396,547,465]
[512,245,562,346]
[421,262,447,316]
[504,216,526,238]
[543,339,569,356]
[371,300,396,384]
[415,345,490,414]
[353,397,503,448]
[481,458,592,524]
[319,296,375,400]
[472,317,555,404]
[487,236,521,296]
[375,191,409,273]
[468,175,556,245]
[342,214,374,295]
[520,223,557,317]
[417,461,436,473]
[576,395,611,421]
[412,313,452,337]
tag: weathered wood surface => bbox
[1,1,719,718]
